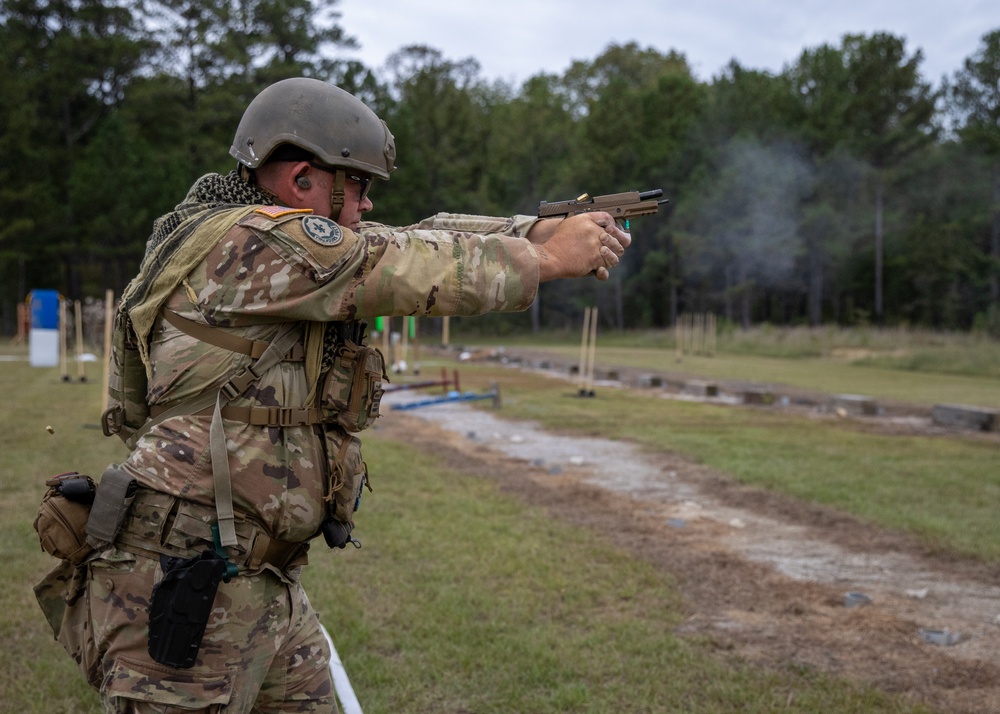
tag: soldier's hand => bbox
[534,212,631,282]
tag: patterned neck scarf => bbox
[124,171,275,314]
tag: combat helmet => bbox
[230,78,396,217]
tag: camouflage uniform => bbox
[35,172,542,713]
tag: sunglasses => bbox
[348,173,373,201]
[307,162,372,201]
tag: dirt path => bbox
[377,384,1000,714]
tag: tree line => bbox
[2,0,999,336]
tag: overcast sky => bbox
[334,0,999,87]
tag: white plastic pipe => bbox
[321,624,363,714]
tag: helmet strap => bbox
[329,170,346,223]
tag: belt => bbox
[149,403,332,427]
[115,489,309,573]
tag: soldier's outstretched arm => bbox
[529,212,631,282]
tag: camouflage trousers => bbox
[35,549,339,713]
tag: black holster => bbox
[147,550,227,669]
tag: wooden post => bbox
[59,298,69,381]
[442,316,450,347]
[675,315,682,363]
[585,307,598,396]
[578,306,591,394]
[102,290,114,412]
[399,315,409,372]
[412,317,420,375]
[16,302,29,344]
[74,300,86,381]
[382,316,390,364]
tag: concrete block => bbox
[831,394,878,416]
[931,403,998,432]
[634,374,663,388]
[742,388,775,405]
[683,380,718,397]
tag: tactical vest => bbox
[102,311,386,445]
[102,307,386,549]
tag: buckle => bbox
[101,406,124,436]
[269,407,308,427]
[221,379,244,401]
[222,364,260,400]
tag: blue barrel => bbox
[30,290,60,329]
[29,289,61,367]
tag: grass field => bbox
[5,326,993,712]
[453,324,1000,407]
[449,364,1000,562]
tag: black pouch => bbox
[147,550,227,669]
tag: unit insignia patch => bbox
[302,216,343,246]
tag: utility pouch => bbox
[147,550,227,669]
[85,464,138,550]
[102,311,150,443]
[33,472,97,564]
[320,335,387,433]
[321,429,370,549]
[320,519,353,549]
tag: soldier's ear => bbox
[282,161,313,202]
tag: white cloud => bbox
[334,0,1000,86]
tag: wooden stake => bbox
[578,306,591,394]
[586,307,598,395]
[16,302,29,344]
[382,316,390,363]
[102,290,114,412]
[412,317,420,375]
[74,300,86,381]
[675,316,682,362]
[59,298,69,381]
[399,315,409,371]
[442,316,450,347]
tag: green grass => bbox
[452,327,1000,408]
[2,350,125,713]
[457,323,1000,378]
[308,433,927,713]
[449,366,1000,562]
[0,339,969,712]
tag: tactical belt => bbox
[116,488,309,573]
[150,403,330,427]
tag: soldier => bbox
[36,77,630,712]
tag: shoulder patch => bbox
[254,206,313,219]
[302,215,343,246]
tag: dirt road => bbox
[378,378,1000,714]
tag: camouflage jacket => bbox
[120,205,541,550]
